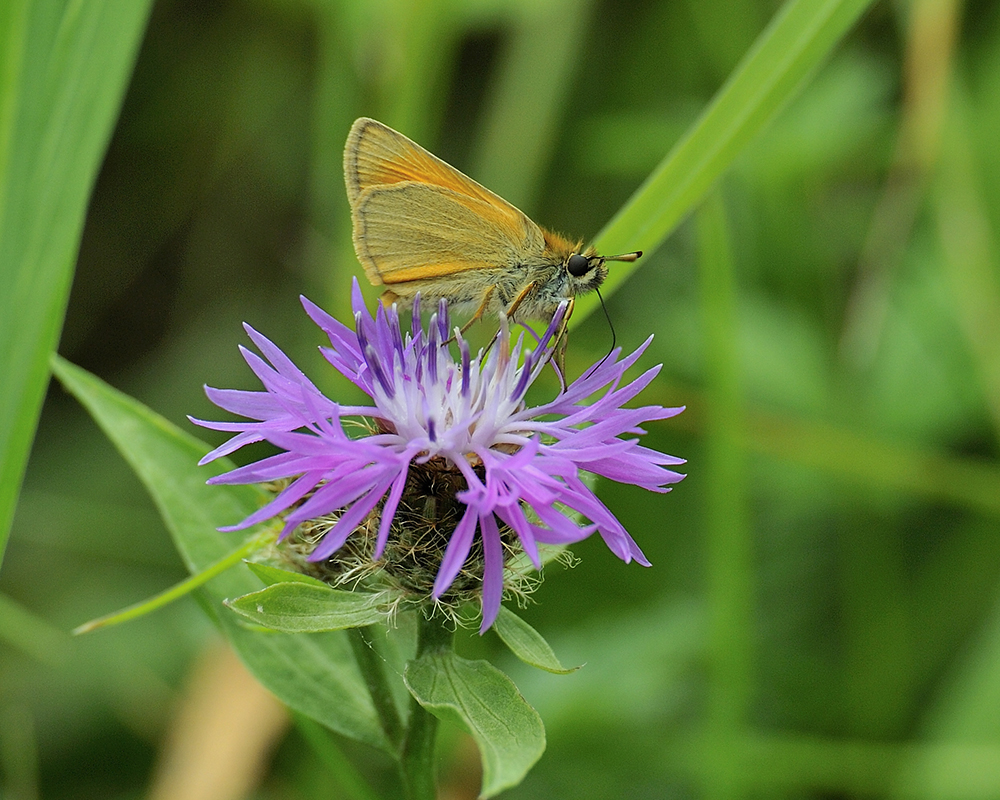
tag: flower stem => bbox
[399,614,454,800]
[348,626,405,751]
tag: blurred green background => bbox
[4,0,1000,797]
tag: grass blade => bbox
[0,0,152,565]
[574,0,876,324]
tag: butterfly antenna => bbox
[604,250,642,263]
[583,287,616,379]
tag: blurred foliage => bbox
[3,0,1000,798]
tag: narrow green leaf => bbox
[574,0,876,325]
[51,355,390,751]
[0,0,152,567]
[404,651,545,798]
[493,607,580,675]
[73,530,276,635]
[227,583,387,633]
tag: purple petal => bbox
[218,471,322,531]
[375,464,412,558]
[433,507,478,598]
[495,503,540,568]
[478,512,504,633]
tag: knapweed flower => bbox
[192,279,685,631]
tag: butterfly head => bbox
[564,249,642,295]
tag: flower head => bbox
[193,279,685,631]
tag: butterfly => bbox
[344,117,639,341]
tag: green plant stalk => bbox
[399,614,455,800]
[698,191,753,800]
[349,626,405,751]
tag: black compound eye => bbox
[567,253,590,277]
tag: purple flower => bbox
[192,279,685,631]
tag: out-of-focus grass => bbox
[4,0,1000,798]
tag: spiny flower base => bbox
[271,457,564,629]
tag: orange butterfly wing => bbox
[344,118,544,286]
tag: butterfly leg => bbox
[504,285,573,390]
[550,297,574,390]
[444,286,496,345]
[462,286,496,333]
[477,282,538,360]
[502,281,539,322]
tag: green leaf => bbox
[51,355,391,751]
[50,355,262,571]
[0,0,152,567]
[404,651,545,798]
[227,583,388,633]
[574,0,876,325]
[493,607,580,675]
